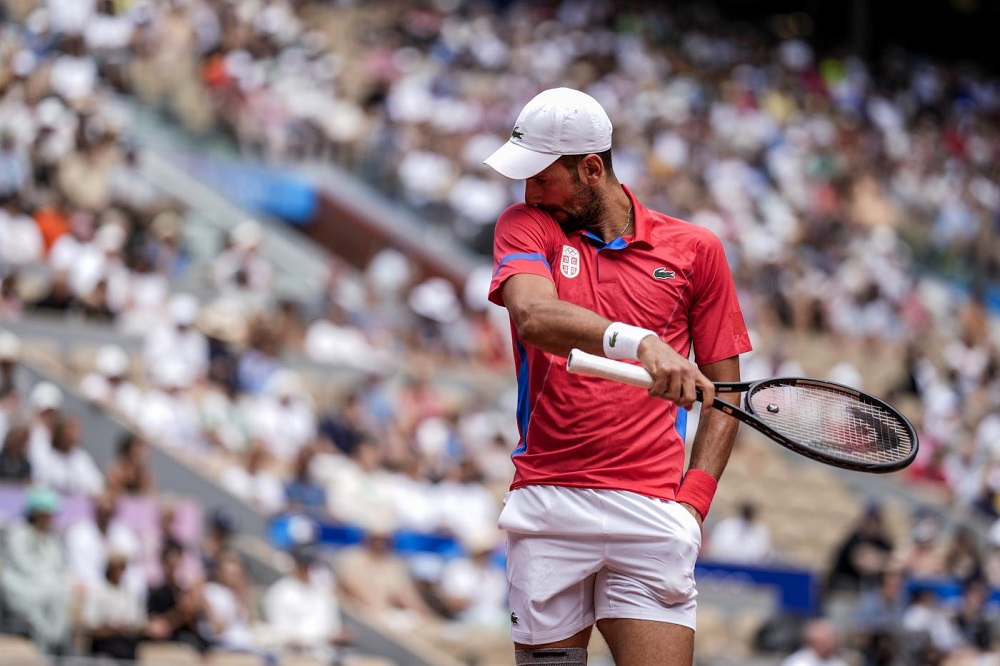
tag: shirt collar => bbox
[579,184,651,250]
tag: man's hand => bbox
[637,336,715,413]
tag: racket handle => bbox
[566,349,653,388]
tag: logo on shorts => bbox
[510,612,519,626]
[653,267,675,280]
[560,245,580,278]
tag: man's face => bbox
[524,159,604,234]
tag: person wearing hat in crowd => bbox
[212,219,274,294]
[78,343,142,423]
[143,292,208,389]
[25,380,64,464]
[483,88,750,665]
[0,486,74,655]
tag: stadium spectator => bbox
[435,529,507,630]
[900,587,962,659]
[852,567,908,666]
[780,618,849,666]
[0,422,32,482]
[283,443,327,512]
[248,368,316,463]
[201,507,239,580]
[891,514,947,578]
[202,550,260,654]
[104,432,156,496]
[81,551,149,662]
[707,501,774,565]
[0,194,43,268]
[32,413,104,496]
[64,491,144,597]
[143,292,209,389]
[260,545,350,662]
[25,380,63,462]
[827,504,895,593]
[335,513,438,632]
[941,526,985,584]
[953,576,997,652]
[212,220,274,294]
[0,272,21,320]
[0,486,73,655]
[0,330,23,439]
[219,440,286,514]
[78,343,142,423]
[146,539,211,654]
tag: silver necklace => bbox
[616,205,633,237]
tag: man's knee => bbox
[515,647,588,665]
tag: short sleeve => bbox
[489,205,557,307]
[688,232,752,365]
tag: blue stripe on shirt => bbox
[494,252,551,276]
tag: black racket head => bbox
[742,377,919,473]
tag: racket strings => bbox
[747,384,915,465]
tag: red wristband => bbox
[675,469,718,520]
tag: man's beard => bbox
[545,185,606,234]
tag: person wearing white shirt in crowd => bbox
[707,501,774,565]
[202,550,260,653]
[437,530,508,631]
[48,35,100,103]
[261,546,349,662]
[143,292,209,389]
[78,343,142,424]
[0,196,43,268]
[248,369,316,463]
[31,413,104,496]
[82,551,149,662]
[219,441,286,515]
[780,618,849,666]
[212,220,274,293]
[49,210,96,275]
[434,458,499,545]
[26,381,63,463]
[136,359,204,452]
[65,491,145,598]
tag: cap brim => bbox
[484,141,560,180]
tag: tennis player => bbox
[484,88,753,666]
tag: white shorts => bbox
[499,485,702,645]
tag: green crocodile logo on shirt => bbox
[653,267,675,280]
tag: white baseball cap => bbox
[484,87,613,180]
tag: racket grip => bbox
[566,349,653,389]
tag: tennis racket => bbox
[566,349,918,474]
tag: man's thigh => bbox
[506,531,603,646]
[597,617,694,666]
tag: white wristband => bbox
[603,322,657,361]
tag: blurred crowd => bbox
[1,0,1000,664]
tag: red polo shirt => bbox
[489,186,752,500]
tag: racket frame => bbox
[566,349,918,474]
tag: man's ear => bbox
[580,153,604,184]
